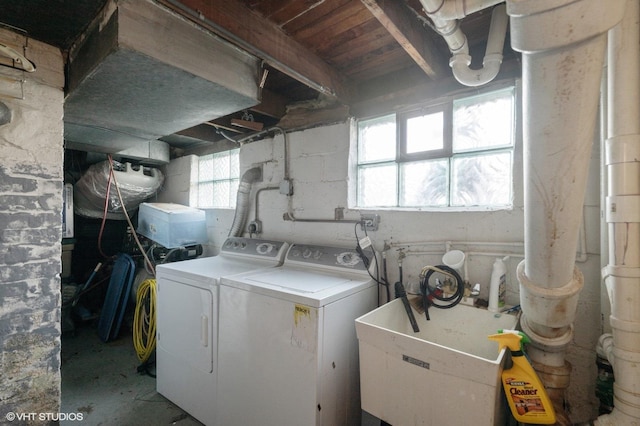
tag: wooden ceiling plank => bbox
[282,0,351,34]
[294,2,372,42]
[270,0,327,27]
[360,0,446,80]
[344,47,415,80]
[323,25,394,63]
[164,0,351,101]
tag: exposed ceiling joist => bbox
[158,0,351,102]
[360,0,447,80]
[252,88,287,119]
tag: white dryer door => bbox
[157,278,213,373]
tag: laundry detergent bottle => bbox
[488,331,556,425]
[488,256,507,312]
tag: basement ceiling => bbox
[0,0,520,151]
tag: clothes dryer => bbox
[155,237,288,425]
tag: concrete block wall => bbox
[0,29,64,421]
[184,120,603,423]
[158,154,197,206]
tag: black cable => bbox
[382,252,390,303]
[354,221,389,305]
[419,265,464,321]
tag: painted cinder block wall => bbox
[175,118,602,423]
[0,29,64,419]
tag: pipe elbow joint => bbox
[450,53,502,87]
[240,166,262,184]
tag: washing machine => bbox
[217,243,378,426]
[155,237,289,425]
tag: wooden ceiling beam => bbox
[160,0,351,102]
[251,88,287,119]
[360,0,447,80]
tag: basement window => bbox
[192,149,240,208]
[356,86,515,209]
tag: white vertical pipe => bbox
[597,1,640,424]
[507,0,625,422]
[522,38,603,288]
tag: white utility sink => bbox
[355,298,519,426]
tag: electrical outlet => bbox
[360,214,380,231]
[247,220,262,234]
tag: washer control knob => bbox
[337,251,360,266]
[257,243,274,254]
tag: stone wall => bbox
[0,29,64,422]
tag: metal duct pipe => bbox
[507,0,625,423]
[419,0,507,86]
[228,166,262,237]
[597,1,640,424]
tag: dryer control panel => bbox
[221,237,288,259]
[286,244,367,271]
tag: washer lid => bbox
[243,269,352,293]
[221,266,375,307]
[156,255,281,283]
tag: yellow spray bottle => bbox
[488,331,556,425]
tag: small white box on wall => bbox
[63,183,74,238]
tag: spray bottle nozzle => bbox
[488,329,530,352]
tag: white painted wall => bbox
[162,114,603,422]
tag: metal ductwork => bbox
[64,0,261,163]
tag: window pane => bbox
[213,151,230,179]
[229,179,239,207]
[229,149,240,178]
[198,182,214,208]
[400,159,448,206]
[213,181,231,207]
[451,151,512,206]
[358,163,397,207]
[358,115,396,163]
[198,155,213,181]
[406,112,444,154]
[453,88,514,152]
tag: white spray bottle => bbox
[488,256,508,312]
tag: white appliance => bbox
[155,237,289,425]
[217,243,378,426]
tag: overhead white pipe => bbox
[426,0,505,20]
[419,0,508,86]
[506,0,625,423]
[597,0,640,424]
[450,4,508,86]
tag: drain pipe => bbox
[228,166,262,237]
[419,0,508,86]
[507,0,625,423]
[597,0,640,424]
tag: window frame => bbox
[355,84,516,210]
[397,102,452,162]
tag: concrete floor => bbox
[61,323,203,426]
